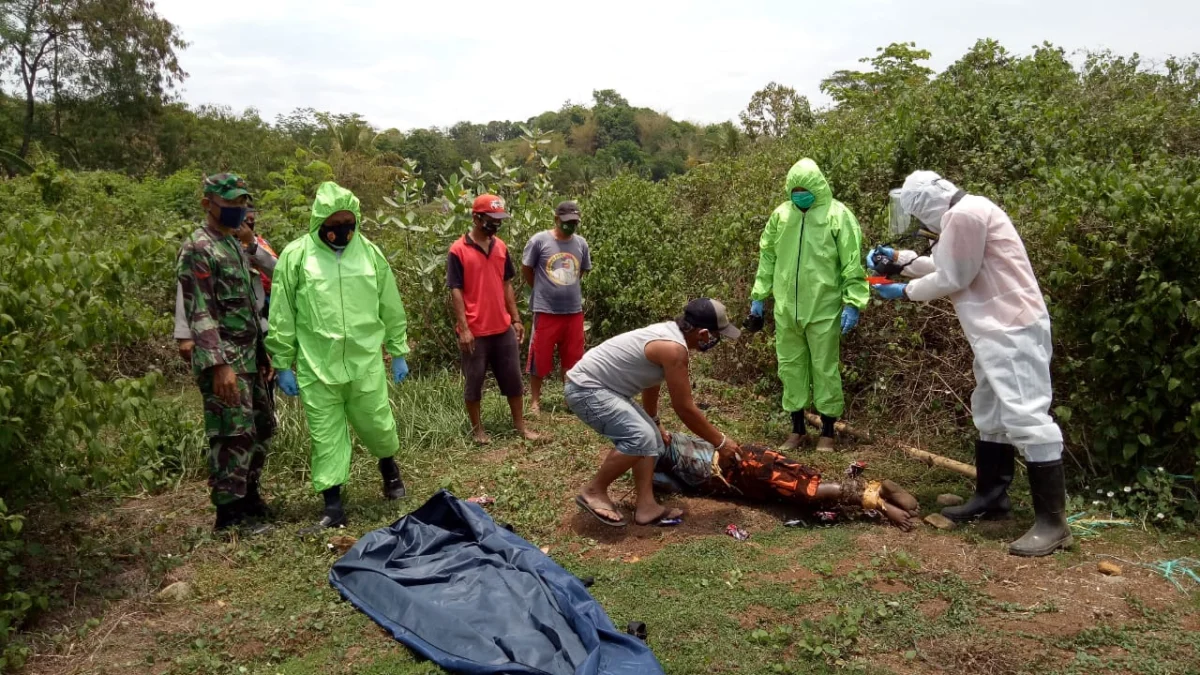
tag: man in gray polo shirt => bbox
[566,298,742,527]
[522,200,592,414]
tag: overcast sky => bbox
[153,0,1200,131]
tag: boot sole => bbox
[1009,534,1075,558]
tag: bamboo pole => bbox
[804,412,977,480]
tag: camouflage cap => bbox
[203,173,252,201]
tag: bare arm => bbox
[504,281,524,343]
[521,264,535,288]
[646,341,731,448]
[641,384,661,419]
[450,288,470,334]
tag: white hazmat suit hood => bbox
[900,171,959,233]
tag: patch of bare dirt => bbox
[872,579,911,595]
[855,527,1185,628]
[736,604,789,630]
[914,634,1058,675]
[568,493,803,560]
[918,598,949,620]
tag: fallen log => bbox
[804,412,976,480]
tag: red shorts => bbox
[527,312,585,379]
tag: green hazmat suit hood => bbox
[750,158,869,418]
[309,181,362,233]
[785,158,833,213]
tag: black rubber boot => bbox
[942,440,1015,522]
[299,485,346,537]
[240,475,274,521]
[213,501,243,532]
[1009,460,1073,557]
[379,457,406,501]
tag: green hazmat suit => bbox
[751,159,868,417]
[266,182,410,493]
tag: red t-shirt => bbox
[447,234,516,337]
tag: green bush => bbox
[1036,157,1200,477]
[0,499,41,672]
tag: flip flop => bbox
[575,495,627,528]
[635,509,684,527]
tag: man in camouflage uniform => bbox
[177,173,275,532]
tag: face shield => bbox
[890,188,940,243]
[888,189,912,237]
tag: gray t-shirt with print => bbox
[521,230,591,314]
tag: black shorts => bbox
[462,327,523,402]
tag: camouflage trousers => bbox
[198,370,276,506]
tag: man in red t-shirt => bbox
[448,194,540,444]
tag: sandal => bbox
[575,495,627,527]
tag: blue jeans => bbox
[564,381,663,457]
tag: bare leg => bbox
[508,396,540,441]
[529,376,543,415]
[632,456,683,525]
[579,449,640,524]
[881,480,920,516]
[467,400,489,444]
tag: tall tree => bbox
[820,42,933,109]
[738,82,814,140]
[0,0,186,157]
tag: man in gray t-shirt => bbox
[521,201,592,414]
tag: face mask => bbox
[319,222,355,249]
[559,220,577,236]
[791,191,815,210]
[482,220,501,236]
[698,332,721,352]
[214,205,247,230]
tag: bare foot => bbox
[880,500,917,532]
[472,429,491,445]
[578,488,624,524]
[520,429,541,441]
[528,402,541,417]
[881,479,920,516]
[634,505,684,526]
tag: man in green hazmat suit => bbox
[266,182,411,534]
[746,158,869,451]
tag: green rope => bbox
[1145,558,1200,592]
[1067,512,1132,538]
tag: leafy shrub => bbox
[1035,157,1200,480]
[0,500,42,672]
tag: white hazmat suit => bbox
[895,172,1063,463]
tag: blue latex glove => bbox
[874,283,908,300]
[840,306,860,334]
[866,246,896,270]
[277,369,299,397]
[392,357,409,384]
[750,300,765,317]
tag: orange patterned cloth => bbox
[716,445,822,501]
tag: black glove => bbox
[744,313,765,333]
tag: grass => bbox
[15,372,1200,675]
